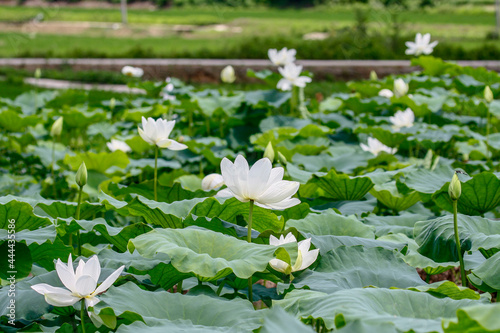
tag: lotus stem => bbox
[80,299,86,333]
[247,200,254,303]
[76,186,83,256]
[51,138,56,197]
[177,280,183,293]
[486,107,491,162]
[453,200,467,287]
[154,145,158,201]
[290,86,298,116]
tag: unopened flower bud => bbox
[201,173,224,191]
[35,68,41,79]
[264,142,275,162]
[221,65,236,83]
[394,78,409,98]
[370,70,378,81]
[484,86,493,103]
[448,173,461,201]
[76,162,87,187]
[277,151,287,165]
[50,117,63,137]
[109,98,116,110]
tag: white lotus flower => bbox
[277,63,312,91]
[138,116,187,150]
[405,33,438,56]
[268,233,319,274]
[220,65,236,83]
[378,89,394,98]
[217,155,300,210]
[201,173,224,191]
[31,254,124,312]
[268,47,296,66]
[360,137,397,156]
[389,108,415,130]
[121,66,144,78]
[394,78,409,98]
[107,139,132,153]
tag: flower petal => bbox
[75,275,97,297]
[56,257,76,293]
[31,283,81,307]
[93,265,125,295]
[247,158,272,199]
[84,256,101,285]
[257,180,300,204]
[269,259,291,274]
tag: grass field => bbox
[0,3,498,59]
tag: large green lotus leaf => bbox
[379,233,457,275]
[128,228,297,280]
[0,225,56,245]
[64,151,130,173]
[37,200,104,220]
[275,288,480,332]
[260,306,315,333]
[370,182,420,212]
[469,251,500,292]
[334,320,398,333]
[0,197,52,231]
[286,209,375,239]
[305,235,405,256]
[304,170,373,201]
[259,116,312,132]
[116,319,239,333]
[11,91,58,115]
[100,192,206,229]
[404,165,456,194]
[245,90,291,108]
[59,108,107,128]
[405,281,481,301]
[293,147,370,174]
[284,246,423,294]
[0,109,39,132]
[411,56,454,76]
[414,214,500,262]
[444,303,500,333]
[363,213,432,238]
[95,281,264,332]
[434,172,500,216]
[62,217,153,253]
[190,197,284,233]
[195,93,244,117]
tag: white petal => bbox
[269,259,291,274]
[93,265,124,295]
[138,127,153,145]
[277,78,292,91]
[75,275,97,297]
[84,256,101,285]
[299,248,319,271]
[257,180,300,204]
[269,235,280,246]
[255,197,300,210]
[56,258,76,293]
[216,188,234,198]
[283,232,297,244]
[31,284,81,307]
[165,140,188,151]
[247,158,272,198]
[85,296,101,309]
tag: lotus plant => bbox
[218,155,300,301]
[32,254,125,331]
[360,137,397,156]
[107,139,131,153]
[138,116,187,201]
[389,108,415,130]
[121,65,144,78]
[269,233,319,278]
[268,47,296,66]
[405,33,438,56]
[448,172,467,287]
[74,162,87,255]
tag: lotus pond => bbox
[1,55,500,332]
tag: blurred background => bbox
[0,0,499,98]
[0,0,499,60]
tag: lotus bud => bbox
[109,97,116,110]
[264,142,275,162]
[369,70,378,81]
[201,173,224,191]
[76,162,87,188]
[448,173,461,201]
[35,68,41,79]
[277,151,287,165]
[484,86,493,103]
[394,78,409,98]
[50,117,63,137]
[220,65,236,83]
